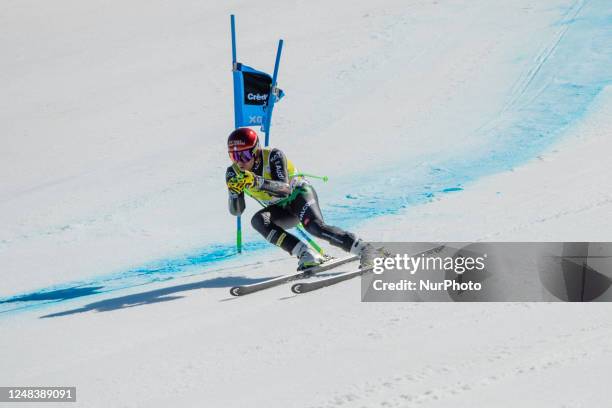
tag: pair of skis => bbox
[290,244,448,294]
[229,244,447,296]
[291,263,374,294]
[229,254,361,296]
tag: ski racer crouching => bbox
[225,127,378,270]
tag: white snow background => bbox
[1,0,612,407]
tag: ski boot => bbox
[351,239,389,269]
[293,242,326,271]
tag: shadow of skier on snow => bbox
[39,275,272,318]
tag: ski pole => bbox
[293,173,329,182]
[236,216,242,254]
[296,225,324,255]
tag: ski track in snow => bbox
[501,0,587,115]
[2,0,612,315]
[309,307,612,408]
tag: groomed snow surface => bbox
[2,0,612,407]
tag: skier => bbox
[225,127,379,270]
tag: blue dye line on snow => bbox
[1,0,611,316]
[0,241,271,315]
[325,0,612,230]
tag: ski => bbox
[291,244,447,294]
[229,254,358,296]
[291,266,373,294]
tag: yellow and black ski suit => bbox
[226,147,357,255]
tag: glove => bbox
[227,169,257,194]
[241,170,256,188]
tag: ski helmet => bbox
[227,127,260,162]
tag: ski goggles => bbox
[228,148,256,163]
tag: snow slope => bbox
[364,85,612,243]
[2,0,612,406]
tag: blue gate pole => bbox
[230,15,237,65]
[263,39,283,147]
[260,39,323,255]
[230,14,242,254]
